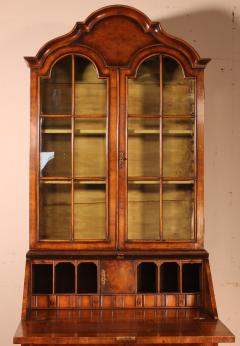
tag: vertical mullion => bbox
[179,260,183,293]
[75,260,78,294]
[159,55,163,240]
[71,55,75,241]
[53,261,55,295]
[157,263,160,293]
[105,76,109,241]
[194,79,197,241]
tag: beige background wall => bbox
[0,0,239,345]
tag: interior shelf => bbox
[40,180,72,184]
[128,114,195,117]
[128,130,193,136]
[42,129,106,135]
[75,129,106,135]
[128,179,194,184]
[40,179,105,184]
[163,180,194,184]
[128,180,160,184]
[40,114,106,117]
[42,129,72,134]
[74,180,106,184]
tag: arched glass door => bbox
[39,55,110,242]
[126,55,195,243]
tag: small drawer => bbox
[178,294,186,307]
[101,295,113,308]
[56,295,75,308]
[143,295,156,307]
[123,295,135,308]
[79,295,91,308]
[165,294,178,307]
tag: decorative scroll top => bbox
[24,5,210,69]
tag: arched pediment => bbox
[25,5,210,69]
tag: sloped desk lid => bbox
[13,309,235,344]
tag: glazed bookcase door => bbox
[119,54,196,249]
[38,54,116,248]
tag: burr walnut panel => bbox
[80,15,157,66]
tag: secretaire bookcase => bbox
[13,5,235,346]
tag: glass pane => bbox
[128,183,160,240]
[74,183,106,239]
[75,56,106,115]
[40,56,72,115]
[128,55,160,115]
[163,119,194,177]
[40,118,71,177]
[39,182,71,240]
[128,119,160,176]
[163,57,195,115]
[163,183,194,240]
[74,119,106,177]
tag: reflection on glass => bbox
[163,183,194,240]
[128,119,160,176]
[128,55,160,115]
[75,56,106,115]
[40,118,71,177]
[41,56,72,114]
[128,183,160,239]
[163,57,195,115]
[74,183,106,239]
[74,119,106,177]
[163,119,194,177]
[39,182,71,240]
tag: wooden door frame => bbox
[118,46,205,250]
[29,46,118,250]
